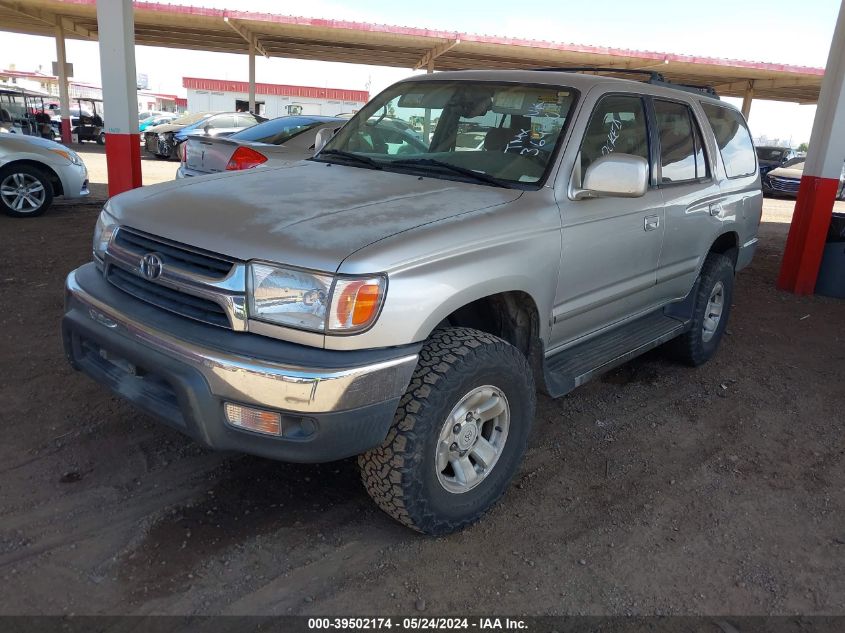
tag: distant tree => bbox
[797,142,809,152]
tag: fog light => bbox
[224,402,282,436]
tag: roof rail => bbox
[535,66,665,82]
[534,66,720,99]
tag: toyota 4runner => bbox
[62,69,761,535]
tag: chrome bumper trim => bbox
[66,269,418,414]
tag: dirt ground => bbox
[0,179,843,615]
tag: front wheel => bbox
[0,165,54,217]
[359,327,536,535]
[670,252,735,366]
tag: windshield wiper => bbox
[316,149,382,170]
[387,158,510,188]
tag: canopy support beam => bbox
[741,80,754,118]
[415,38,460,71]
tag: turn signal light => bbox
[332,280,383,329]
[224,402,281,436]
[226,146,268,171]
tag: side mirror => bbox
[203,124,211,134]
[572,153,649,200]
[314,127,336,153]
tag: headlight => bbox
[93,203,118,262]
[48,148,82,166]
[248,263,386,333]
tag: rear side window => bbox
[654,100,709,183]
[231,116,326,145]
[208,115,236,129]
[701,103,756,178]
[579,94,650,178]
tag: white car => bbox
[0,133,88,217]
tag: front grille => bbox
[107,265,229,328]
[769,176,800,194]
[115,228,233,279]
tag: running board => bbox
[544,311,690,398]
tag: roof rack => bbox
[534,66,720,99]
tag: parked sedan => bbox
[144,112,266,160]
[139,113,176,134]
[176,115,344,178]
[756,145,797,178]
[0,133,88,217]
[763,158,845,199]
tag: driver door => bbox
[550,93,665,348]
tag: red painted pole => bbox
[60,117,72,144]
[778,0,845,294]
[104,134,143,198]
[778,176,840,293]
[96,0,143,197]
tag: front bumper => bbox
[62,263,420,462]
[58,161,89,200]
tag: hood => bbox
[108,160,523,272]
[145,121,196,134]
[0,134,66,151]
[767,164,804,179]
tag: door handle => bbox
[644,215,660,231]
[709,202,722,216]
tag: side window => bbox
[701,103,756,178]
[579,94,649,179]
[208,115,235,129]
[654,100,709,183]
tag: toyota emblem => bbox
[139,252,164,280]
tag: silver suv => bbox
[62,70,760,535]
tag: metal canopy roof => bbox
[0,0,824,104]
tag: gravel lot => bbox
[0,151,843,616]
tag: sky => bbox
[1,0,839,144]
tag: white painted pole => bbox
[96,0,142,195]
[54,22,71,143]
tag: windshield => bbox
[232,116,332,145]
[756,147,786,161]
[318,80,578,187]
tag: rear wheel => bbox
[670,252,735,366]
[0,165,54,218]
[359,327,535,535]
[97,131,105,145]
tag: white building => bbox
[1,68,185,114]
[183,77,368,117]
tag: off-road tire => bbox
[671,252,735,366]
[359,327,536,535]
[0,164,53,218]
